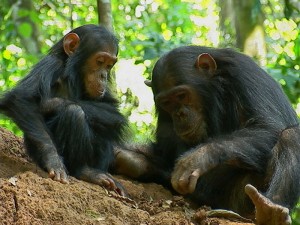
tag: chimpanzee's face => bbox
[63,32,118,99]
[81,49,117,98]
[149,49,218,144]
[155,82,207,145]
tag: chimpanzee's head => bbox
[146,46,218,144]
[51,24,119,99]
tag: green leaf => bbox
[30,11,40,23]
[17,9,30,17]
[17,22,32,38]
[294,34,300,58]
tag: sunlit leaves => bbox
[2,50,12,60]
[275,19,298,41]
[0,0,299,138]
[264,13,300,106]
[6,44,22,54]
[17,58,26,67]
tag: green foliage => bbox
[18,22,33,38]
[263,9,300,114]
[0,1,299,134]
[0,0,299,132]
[294,202,300,225]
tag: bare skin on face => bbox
[156,85,207,144]
[83,51,117,99]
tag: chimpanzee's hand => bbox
[48,166,68,184]
[245,184,291,225]
[43,147,69,184]
[171,146,215,195]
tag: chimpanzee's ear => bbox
[144,79,152,87]
[63,33,80,56]
[195,53,217,75]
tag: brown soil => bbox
[0,127,255,225]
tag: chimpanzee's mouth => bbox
[98,90,106,98]
[176,128,194,139]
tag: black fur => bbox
[0,24,127,180]
[142,46,300,215]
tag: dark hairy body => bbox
[0,24,127,194]
[115,46,300,224]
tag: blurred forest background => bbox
[0,0,299,223]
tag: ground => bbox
[0,127,255,225]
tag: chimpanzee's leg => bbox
[46,103,125,194]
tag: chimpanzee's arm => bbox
[42,98,125,127]
[40,97,72,115]
[171,126,277,195]
[0,92,68,183]
[79,101,126,128]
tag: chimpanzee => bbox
[0,24,127,195]
[114,46,300,224]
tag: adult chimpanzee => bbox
[0,24,127,195]
[114,46,300,224]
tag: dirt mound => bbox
[0,127,254,225]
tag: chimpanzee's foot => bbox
[78,166,127,196]
[114,148,149,178]
[245,184,291,225]
[92,173,126,196]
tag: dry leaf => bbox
[8,177,18,186]
[27,189,32,196]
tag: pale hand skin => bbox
[171,146,213,195]
[42,145,69,184]
[48,168,69,184]
[171,150,292,225]
[47,152,125,195]
[245,184,291,225]
[85,172,126,196]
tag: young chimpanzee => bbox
[0,24,127,195]
[114,46,300,224]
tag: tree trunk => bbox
[219,0,266,65]
[11,0,41,54]
[219,0,234,34]
[233,0,266,64]
[97,0,113,32]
